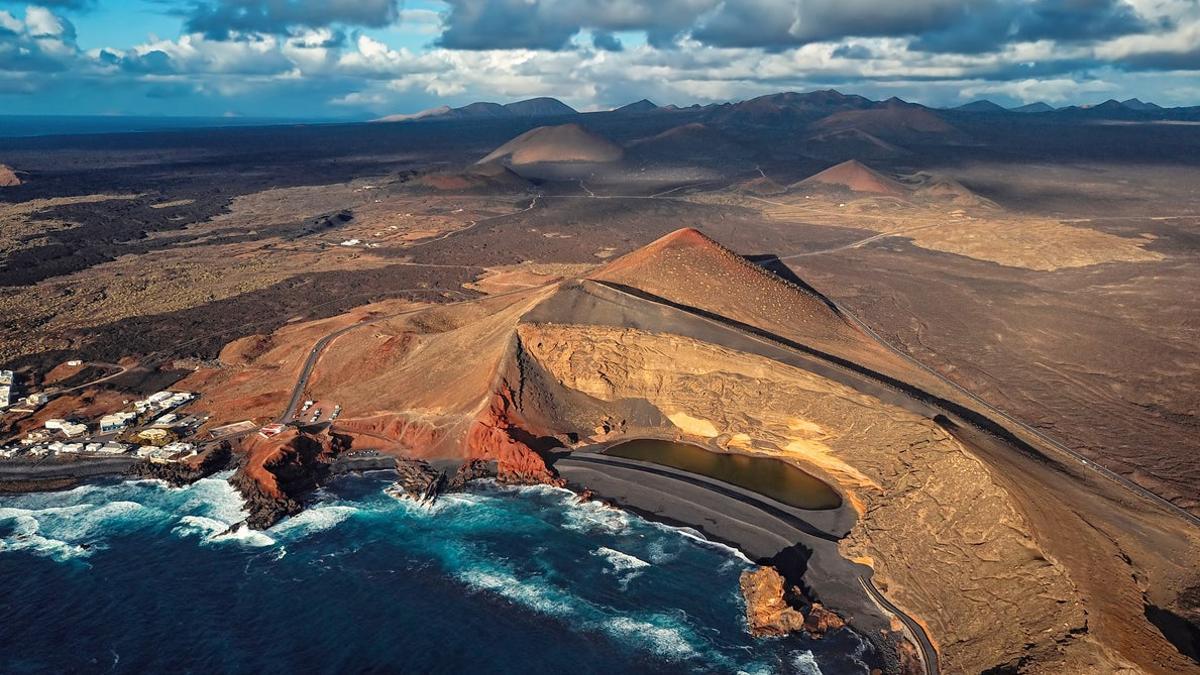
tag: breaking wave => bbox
[174,515,276,547]
[592,546,650,589]
[0,472,866,673]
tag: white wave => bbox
[791,650,824,675]
[592,546,650,589]
[0,512,91,562]
[645,540,679,565]
[174,515,275,547]
[652,522,753,564]
[42,501,152,540]
[459,566,576,617]
[490,482,577,502]
[175,475,249,524]
[561,500,632,535]
[602,616,697,661]
[272,505,358,538]
[383,485,487,518]
[594,546,649,573]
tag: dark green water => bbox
[605,439,843,510]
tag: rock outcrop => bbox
[231,427,350,529]
[0,164,20,187]
[386,459,446,503]
[739,566,811,637]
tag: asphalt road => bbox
[859,577,940,675]
[277,194,545,424]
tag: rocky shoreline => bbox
[0,436,914,673]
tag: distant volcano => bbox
[478,123,624,166]
[797,159,907,196]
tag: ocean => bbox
[0,472,870,674]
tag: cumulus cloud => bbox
[183,0,401,39]
[3,0,1199,116]
[430,0,1156,52]
[436,0,717,50]
[0,7,79,73]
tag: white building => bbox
[100,414,131,433]
[61,423,88,438]
[136,390,194,412]
[0,385,10,409]
[0,370,13,385]
[22,431,50,445]
[44,418,67,430]
[98,442,128,455]
[163,442,195,456]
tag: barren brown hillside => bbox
[207,228,1200,674]
[810,100,969,143]
[478,123,623,165]
[798,159,909,196]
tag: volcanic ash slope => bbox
[236,228,1200,674]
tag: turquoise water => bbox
[0,472,872,673]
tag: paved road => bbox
[277,193,547,424]
[859,577,939,675]
[45,361,130,395]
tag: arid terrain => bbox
[3,92,1199,673]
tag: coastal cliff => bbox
[231,427,349,529]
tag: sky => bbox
[1,0,1198,118]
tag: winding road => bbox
[276,193,545,424]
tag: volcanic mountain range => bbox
[224,227,1200,674]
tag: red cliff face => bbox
[466,384,561,485]
[232,427,351,529]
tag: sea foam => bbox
[272,505,359,539]
[592,546,650,589]
[174,515,275,547]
